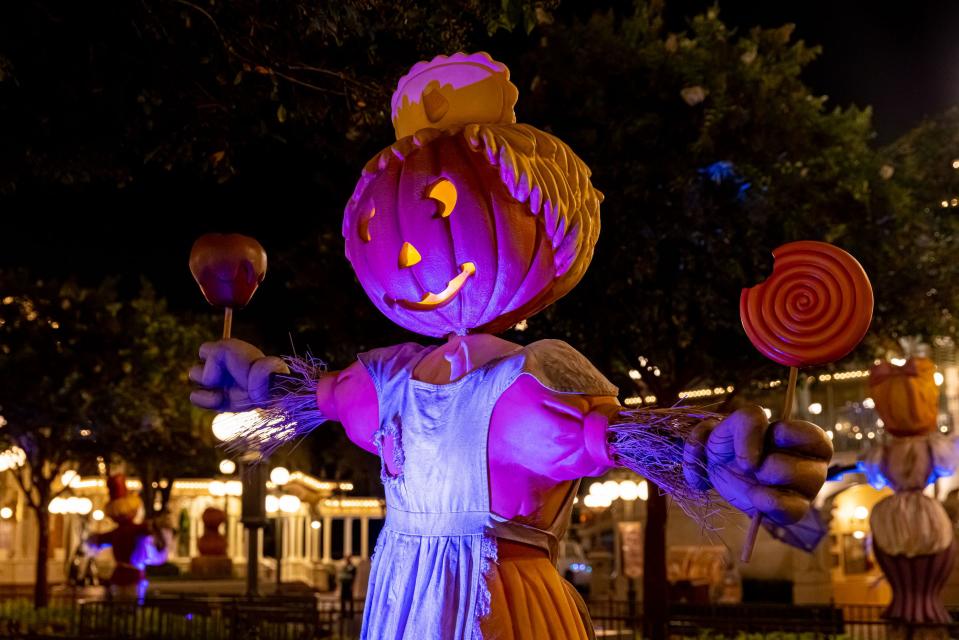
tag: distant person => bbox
[563,567,589,599]
[338,555,357,619]
[68,542,99,587]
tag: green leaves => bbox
[486,0,554,35]
[0,271,219,484]
[513,1,948,400]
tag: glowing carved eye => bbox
[399,242,422,268]
[427,179,457,218]
[358,207,376,242]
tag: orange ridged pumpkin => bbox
[342,53,602,338]
[869,357,940,436]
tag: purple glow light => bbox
[391,52,510,122]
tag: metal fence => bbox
[0,595,354,640]
[2,595,959,639]
[78,596,322,640]
[589,602,959,639]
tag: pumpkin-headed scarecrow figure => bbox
[86,474,170,601]
[864,357,958,626]
[190,53,832,639]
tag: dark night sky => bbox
[3,1,958,312]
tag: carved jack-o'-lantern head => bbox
[869,357,941,436]
[343,53,602,337]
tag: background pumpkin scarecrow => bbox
[86,474,171,601]
[864,356,958,627]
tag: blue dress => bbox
[358,341,617,640]
[358,343,513,639]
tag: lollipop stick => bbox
[741,366,798,562]
[780,366,798,422]
[222,307,233,340]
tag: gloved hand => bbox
[189,339,289,412]
[684,405,832,524]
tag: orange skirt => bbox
[482,541,591,640]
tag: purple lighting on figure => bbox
[858,459,951,492]
[929,464,953,484]
[859,459,889,490]
[391,52,511,123]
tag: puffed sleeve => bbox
[318,361,380,454]
[489,340,619,481]
[861,434,959,492]
[330,342,427,454]
[314,343,427,455]
[929,433,959,480]
[860,443,888,490]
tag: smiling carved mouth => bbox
[396,262,476,311]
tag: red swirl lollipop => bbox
[741,240,873,367]
[738,240,873,562]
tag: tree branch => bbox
[271,70,347,96]
[285,64,378,91]
[174,0,227,50]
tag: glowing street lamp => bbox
[602,480,621,501]
[269,491,302,591]
[265,494,280,514]
[279,494,301,514]
[270,467,290,486]
[60,470,79,488]
[212,411,259,442]
[0,447,25,472]
[49,496,92,515]
[619,480,639,502]
[584,478,648,509]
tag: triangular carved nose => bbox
[399,242,422,268]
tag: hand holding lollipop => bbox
[738,240,873,561]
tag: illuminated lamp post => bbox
[584,477,648,618]
[265,473,300,594]
[213,411,269,597]
[269,466,289,589]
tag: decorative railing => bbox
[589,601,959,640]
[1,594,959,639]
